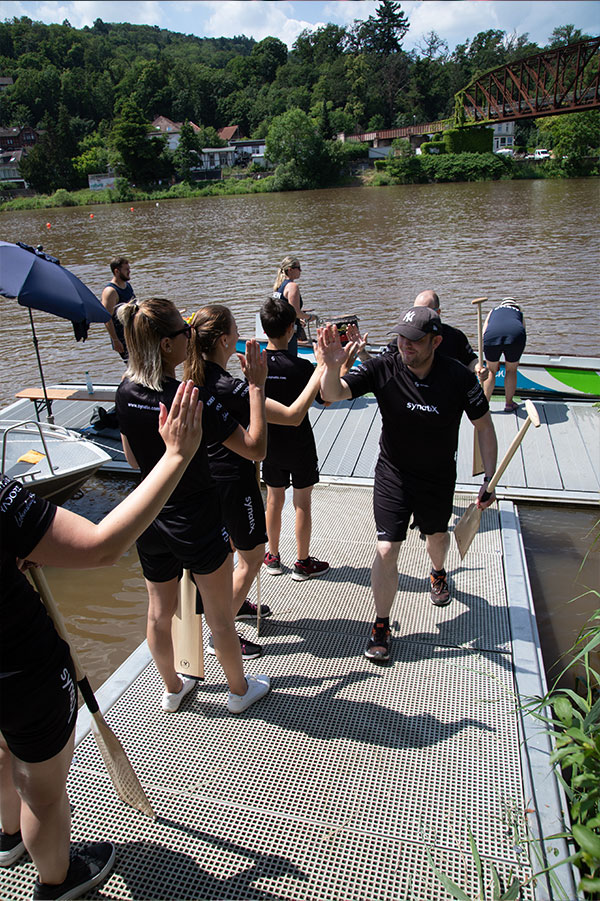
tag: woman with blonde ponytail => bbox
[115,298,271,714]
[272,255,314,356]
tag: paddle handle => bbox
[30,568,86,682]
[471,296,487,370]
[483,400,540,498]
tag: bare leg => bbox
[194,556,247,697]
[504,360,518,407]
[232,544,264,615]
[11,730,75,885]
[426,531,450,572]
[292,485,313,560]
[0,734,21,835]
[145,577,182,694]
[371,540,402,619]
[265,486,285,557]
[484,360,499,402]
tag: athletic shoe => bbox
[161,676,196,712]
[207,633,263,660]
[291,557,330,581]
[235,598,272,620]
[430,570,450,606]
[264,552,283,575]
[364,622,391,662]
[228,674,271,714]
[0,829,25,867]
[32,841,115,900]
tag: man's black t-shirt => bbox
[203,361,254,482]
[1,476,61,677]
[264,349,317,469]
[343,353,488,482]
[116,376,237,503]
[385,322,476,368]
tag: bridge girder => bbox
[455,37,600,125]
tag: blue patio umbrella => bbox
[0,241,110,419]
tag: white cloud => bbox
[194,0,314,46]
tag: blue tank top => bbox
[105,281,135,349]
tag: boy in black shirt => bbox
[260,297,329,581]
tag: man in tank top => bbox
[101,256,135,361]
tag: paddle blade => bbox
[90,713,155,818]
[454,502,482,559]
[172,570,204,680]
[472,429,484,476]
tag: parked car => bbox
[534,148,551,160]
[495,148,514,157]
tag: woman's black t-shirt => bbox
[0,476,61,677]
[203,361,255,482]
[115,376,238,504]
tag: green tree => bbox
[110,99,170,183]
[173,120,201,182]
[548,25,585,47]
[266,107,337,188]
[352,0,409,55]
[537,110,600,159]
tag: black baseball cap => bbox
[390,307,442,340]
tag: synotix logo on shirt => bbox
[406,402,439,414]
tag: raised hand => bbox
[317,324,347,370]
[238,339,267,388]
[158,380,203,459]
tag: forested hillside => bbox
[0,3,593,193]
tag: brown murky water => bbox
[2,180,599,688]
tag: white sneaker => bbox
[227,674,271,714]
[161,676,196,712]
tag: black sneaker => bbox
[430,569,450,606]
[207,633,263,660]
[264,552,283,575]
[364,621,391,662]
[32,841,115,900]
[0,828,25,866]
[235,598,272,620]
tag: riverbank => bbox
[1,153,597,212]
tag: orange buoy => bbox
[89,213,94,219]
[130,207,134,212]
[46,222,51,228]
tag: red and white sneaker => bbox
[291,557,330,581]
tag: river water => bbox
[1,179,599,688]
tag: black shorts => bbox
[484,337,526,363]
[136,492,231,582]
[216,477,267,551]
[0,640,77,763]
[373,461,455,542]
[262,459,319,490]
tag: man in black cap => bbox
[318,307,497,663]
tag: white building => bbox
[493,121,515,152]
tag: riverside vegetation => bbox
[0,5,598,210]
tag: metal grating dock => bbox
[1,485,574,901]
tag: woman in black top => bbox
[116,298,271,715]
[184,304,323,619]
[0,382,202,899]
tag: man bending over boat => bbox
[319,308,497,663]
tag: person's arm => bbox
[101,285,125,355]
[28,381,203,568]
[121,434,140,470]
[318,325,353,402]
[222,340,267,460]
[473,411,497,509]
[265,361,323,426]
[283,281,302,319]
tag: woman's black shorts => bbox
[0,639,77,763]
[484,336,526,363]
[136,491,231,583]
[216,477,267,551]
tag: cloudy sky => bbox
[0,1,597,52]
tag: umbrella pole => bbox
[28,308,54,423]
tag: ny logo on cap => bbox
[404,310,416,322]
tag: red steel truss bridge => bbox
[456,37,600,124]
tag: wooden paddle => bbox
[455,399,540,559]
[472,296,487,476]
[172,569,204,680]
[30,568,155,819]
